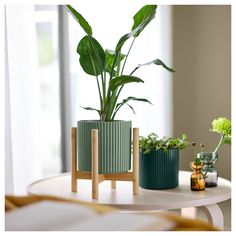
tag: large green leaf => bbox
[131,58,175,75]
[66,5,92,36]
[139,59,175,72]
[125,103,136,114]
[115,24,144,53]
[224,137,231,145]
[111,96,152,119]
[105,49,125,74]
[115,5,157,53]
[77,35,105,76]
[132,5,157,37]
[116,96,152,107]
[80,106,101,116]
[109,75,144,92]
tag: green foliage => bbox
[109,75,144,92]
[112,97,152,120]
[66,4,175,121]
[66,5,92,35]
[224,137,231,145]
[137,59,175,73]
[210,117,231,137]
[77,36,105,76]
[139,133,188,154]
[210,117,231,153]
[194,158,202,166]
[105,49,125,75]
[131,5,157,37]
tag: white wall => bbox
[173,6,231,180]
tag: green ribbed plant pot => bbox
[77,120,131,174]
[139,149,179,189]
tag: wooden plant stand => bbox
[71,127,139,199]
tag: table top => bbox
[27,171,231,211]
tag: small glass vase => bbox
[190,162,205,191]
[197,152,218,187]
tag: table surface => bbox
[27,171,231,211]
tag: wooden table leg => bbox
[199,204,224,230]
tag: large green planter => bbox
[77,120,131,174]
[139,148,179,189]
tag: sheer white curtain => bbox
[68,2,173,137]
[5,5,42,194]
[5,5,62,194]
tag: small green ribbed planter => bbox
[139,148,179,189]
[77,120,131,174]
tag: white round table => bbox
[27,171,231,229]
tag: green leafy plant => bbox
[191,142,204,166]
[194,158,202,166]
[210,117,231,153]
[66,5,175,121]
[139,133,188,154]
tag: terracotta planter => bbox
[77,120,131,173]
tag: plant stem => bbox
[116,52,121,77]
[88,36,105,119]
[106,53,119,103]
[214,134,224,154]
[108,82,125,120]
[120,37,136,75]
[105,38,136,121]
[88,36,104,82]
[102,71,106,115]
[109,53,119,81]
[107,38,136,121]
[130,66,139,75]
[111,102,122,120]
[203,165,209,179]
[106,86,122,121]
[95,76,103,111]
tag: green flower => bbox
[210,117,231,154]
[211,117,231,137]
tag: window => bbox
[35,5,61,176]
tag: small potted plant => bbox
[197,117,231,187]
[66,5,175,173]
[139,133,188,189]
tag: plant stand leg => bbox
[71,127,77,192]
[72,127,140,198]
[133,128,139,195]
[91,129,99,199]
[111,181,116,189]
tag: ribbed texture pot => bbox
[77,120,131,174]
[139,149,179,189]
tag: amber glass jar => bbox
[190,161,205,191]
